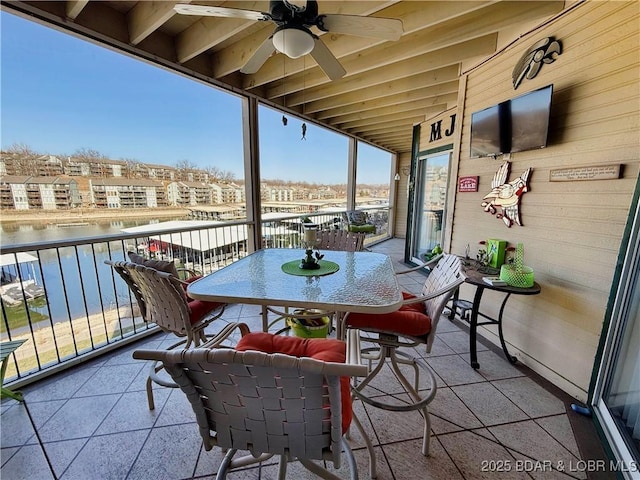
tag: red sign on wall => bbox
[458,176,479,192]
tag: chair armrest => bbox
[400,275,465,305]
[394,254,443,275]
[176,267,201,280]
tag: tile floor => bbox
[1,239,610,479]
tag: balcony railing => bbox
[0,206,390,389]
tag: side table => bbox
[450,261,541,369]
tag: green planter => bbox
[286,311,331,338]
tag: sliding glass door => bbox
[409,150,451,264]
[591,175,640,477]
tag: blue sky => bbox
[0,11,391,184]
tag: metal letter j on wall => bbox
[481,161,531,227]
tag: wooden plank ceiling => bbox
[2,1,565,154]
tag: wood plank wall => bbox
[393,151,412,238]
[407,1,639,399]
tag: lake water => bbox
[1,216,187,245]
[1,216,187,330]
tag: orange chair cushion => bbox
[187,299,224,325]
[346,291,432,338]
[182,276,223,324]
[235,332,352,434]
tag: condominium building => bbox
[0,175,82,210]
[166,181,213,206]
[89,178,167,208]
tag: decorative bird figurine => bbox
[481,161,531,227]
[512,37,562,89]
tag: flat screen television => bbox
[470,104,503,158]
[509,84,553,153]
[469,84,553,157]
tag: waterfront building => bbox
[0,175,81,210]
[210,182,244,204]
[89,178,167,209]
[166,180,213,206]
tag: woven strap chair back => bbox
[316,230,366,252]
[105,260,148,319]
[420,254,465,349]
[106,260,192,338]
[134,347,365,466]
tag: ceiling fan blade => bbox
[310,38,346,81]
[318,14,403,41]
[240,37,277,74]
[173,4,270,21]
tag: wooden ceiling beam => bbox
[365,138,412,151]
[175,1,268,63]
[340,105,448,132]
[331,97,456,126]
[128,1,181,45]
[365,136,413,149]
[375,136,413,145]
[382,142,412,153]
[212,25,274,78]
[375,138,413,148]
[66,0,89,20]
[331,102,442,129]
[283,63,459,107]
[373,140,412,151]
[350,124,420,139]
[345,118,422,136]
[357,125,415,138]
[310,81,459,118]
[265,30,495,102]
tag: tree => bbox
[4,143,38,156]
[121,157,142,178]
[205,166,223,180]
[218,170,236,182]
[1,143,41,175]
[175,159,198,181]
[67,148,110,177]
[72,148,107,161]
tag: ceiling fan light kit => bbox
[272,27,315,59]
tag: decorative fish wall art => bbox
[481,161,531,227]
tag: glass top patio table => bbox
[187,248,403,314]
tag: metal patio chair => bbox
[133,332,377,479]
[340,253,464,456]
[342,211,376,235]
[316,229,367,252]
[105,260,243,410]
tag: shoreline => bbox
[0,207,192,224]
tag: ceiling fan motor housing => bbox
[270,0,319,25]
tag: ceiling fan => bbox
[174,1,403,80]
